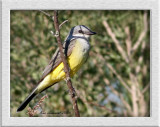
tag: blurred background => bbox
[10,10,150,117]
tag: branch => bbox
[40,10,68,29]
[132,11,148,51]
[94,51,132,94]
[53,11,80,117]
[103,78,132,116]
[39,10,53,19]
[142,83,150,94]
[125,26,132,57]
[106,63,132,94]
[92,56,132,115]
[76,90,118,114]
[136,40,146,74]
[27,94,48,117]
[59,20,68,29]
[130,76,139,116]
[103,20,129,63]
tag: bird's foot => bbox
[64,77,71,82]
[62,67,71,75]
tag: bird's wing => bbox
[38,39,76,83]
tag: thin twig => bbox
[27,94,48,117]
[40,10,68,29]
[39,10,52,19]
[59,20,68,29]
[53,11,80,117]
[142,83,150,94]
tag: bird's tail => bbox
[17,87,38,112]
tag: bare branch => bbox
[40,10,68,30]
[92,54,132,115]
[125,26,132,57]
[103,20,129,63]
[39,10,53,19]
[130,81,139,116]
[142,83,150,94]
[106,63,132,94]
[27,94,48,117]
[136,40,146,74]
[59,20,68,29]
[77,90,117,114]
[94,51,131,94]
[132,11,148,51]
[104,78,132,115]
[53,11,80,117]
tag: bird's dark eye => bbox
[79,30,83,33]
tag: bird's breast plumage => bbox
[37,38,90,92]
[68,38,90,74]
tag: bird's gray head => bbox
[69,25,96,40]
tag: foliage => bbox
[10,10,150,117]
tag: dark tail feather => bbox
[17,88,37,112]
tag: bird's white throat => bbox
[74,33,90,40]
[77,38,90,52]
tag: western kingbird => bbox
[17,25,96,112]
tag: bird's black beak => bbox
[86,31,96,35]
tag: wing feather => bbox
[38,39,76,83]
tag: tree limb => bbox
[53,11,80,117]
[103,20,129,63]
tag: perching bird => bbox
[17,25,96,112]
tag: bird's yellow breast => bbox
[37,39,90,92]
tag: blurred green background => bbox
[10,10,150,117]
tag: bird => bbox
[17,25,96,112]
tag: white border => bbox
[2,0,159,126]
